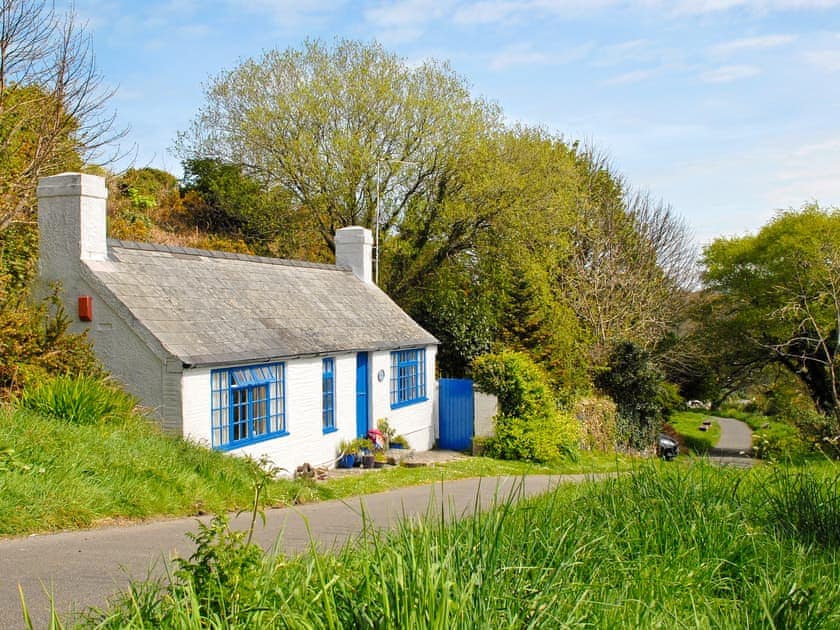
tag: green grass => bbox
[80,461,840,629]
[0,397,635,537]
[718,407,810,461]
[313,451,636,500]
[669,410,721,453]
[0,405,290,536]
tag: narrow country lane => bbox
[0,473,613,629]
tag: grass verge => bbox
[668,410,721,453]
[0,402,635,537]
[79,461,840,629]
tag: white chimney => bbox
[37,173,108,282]
[335,226,373,284]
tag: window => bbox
[390,348,427,408]
[211,362,286,449]
[322,358,336,433]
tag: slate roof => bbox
[82,240,437,367]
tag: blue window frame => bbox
[390,348,427,408]
[211,362,286,449]
[322,358,336,433]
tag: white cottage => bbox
[37,172,438,471]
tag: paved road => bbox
[708,416,755,466]
[0,473,610,629]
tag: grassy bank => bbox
[82,461,840,628]
[0,398,633,537]
[668,410,721,453]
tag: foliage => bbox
[174,39,694,383]
[170,456,279,622]
[595,341,678,449]
[702,204,840,421]
[573,396,618,451]
[0,0,123,230]
[83,463,840,629]
[472,350,579,461]
[0,285,103,398]
[176,39,498,252]
[18,375,137,425]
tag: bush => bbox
[574,396,618,451]
[19,375,138,425]
[472,350,579,462]
[595,341,676,450]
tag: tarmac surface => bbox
[0,472,608,629]
[707,416,755,467]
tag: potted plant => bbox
[337,439,356,468]
[390,434,409,449]
[376,417,396,449]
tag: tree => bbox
[561,150,696,363]
[702,205,840,421]
[594,341,674,448]
[175,39,499,254]
[0,0,123,229]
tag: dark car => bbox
[657,434,679,461]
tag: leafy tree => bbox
[175,38,499,254]
[0,0,123,229]
[176,40,695,387]
[595,341,675,448]
[702,205,840,422]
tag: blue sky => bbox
[71,0,840,246]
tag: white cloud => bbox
[232,0,347,25]
[768,135,840,208]
[710,34,797,56]
[700,64,760,83]
[488,41,592,70]
[602,69,654,85]
[669,0,840,15]
[366,0,456,27]
[804,49,840,71]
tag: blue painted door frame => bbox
[438,378,474,450]
[355,353,369,438]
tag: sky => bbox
[69,0,840,247]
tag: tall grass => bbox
[0,401,319,536]
[81,462,840,629]
[18,375,137,425]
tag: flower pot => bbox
[339,453,355,468]
[361,454,375,469]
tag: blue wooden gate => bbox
[438,378,474,451]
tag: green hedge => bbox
[472,350,579,462]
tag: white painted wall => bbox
[370,345,437,451]
[183,353,369,473]
[37,173,178,430]
[182,345,437,473]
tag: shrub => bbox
[594,341,675,450]
[0,285,104,398]
[472,350,579,462]
[19,375,138,425]
[574,396,618,451]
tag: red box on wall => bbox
[78,296,93,321]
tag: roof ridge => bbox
[107,238,345,272]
